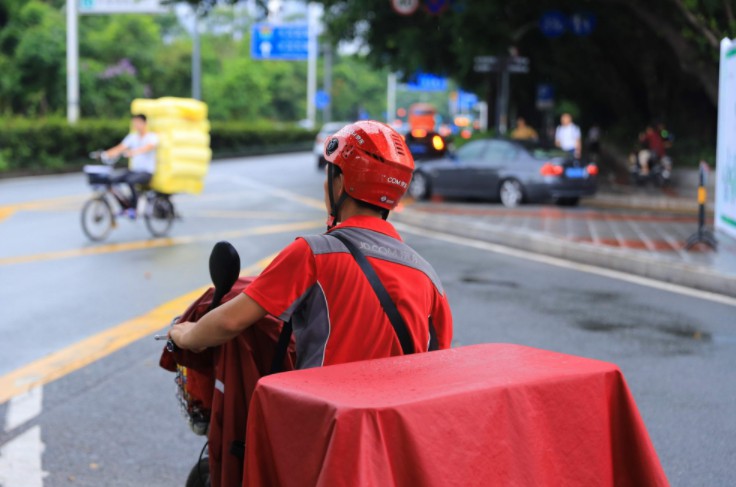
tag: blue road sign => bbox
[424,0,450,15]
[536,83,555,110]
[570,13,597,37]
[458,91,478,110]
[316,90,330,110]
[539,11,567,38]
[406,73,448,92]
[251,23,308,61]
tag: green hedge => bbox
[0,118,317,174]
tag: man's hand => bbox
[168,321,206,353]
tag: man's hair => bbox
[132,113,147,123]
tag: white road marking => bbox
[0,425,48,487]
[4,386,43,432]
[396,223,736,308]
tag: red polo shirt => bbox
[244,216,452,368]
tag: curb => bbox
[393,209,736,298]
[584,194,714,215]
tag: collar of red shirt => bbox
[329,215,403,241]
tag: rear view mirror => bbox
[208,241,241,311]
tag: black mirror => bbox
[208,241,241,311]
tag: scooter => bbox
[156,242,295,487]
[629,150,672,187]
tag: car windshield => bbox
[514,140,567,159]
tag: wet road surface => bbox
[1,152,734,486]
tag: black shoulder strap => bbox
[270,319,293,375]
[330,232,415,355]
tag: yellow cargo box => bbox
[130,97,211,195]
[131,97,208,121]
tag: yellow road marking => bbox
[0,254,277,405]
[0,220,322,266]
[192,210,315,220]
[0,207,15,223]
[0,194,86,212]
[0,194,87,224]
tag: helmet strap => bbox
[327,164,348,230]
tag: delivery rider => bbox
[169,120,453,367]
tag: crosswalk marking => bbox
[4,386,43,432]
[0,425,47,487]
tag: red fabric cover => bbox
[159,277,296,487]
[208,306,296,487]
[244,344,668,487]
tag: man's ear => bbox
[333,172,345,197]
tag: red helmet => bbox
[323,120,414,210]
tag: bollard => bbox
[685,161,718,250]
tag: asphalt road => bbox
[1,152,734,486]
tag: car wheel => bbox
[408,172,431,200]
[555,197,580,207]
[499,179,524,208]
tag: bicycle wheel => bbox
[81,197,114,242]
[144,195,175,238]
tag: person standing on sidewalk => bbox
[510,117,539,142]
[555,113,581,159]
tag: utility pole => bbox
[387,72,397,124]
[66,0,80,123]
[192,8,202,100]
[306,3,318,129]
[322,43,332,123]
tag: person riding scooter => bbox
[169,119,452,368]
[631,125,672,186]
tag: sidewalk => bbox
[585,184,714,215]
[393,200,736,297]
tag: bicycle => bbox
[81,151,176,241]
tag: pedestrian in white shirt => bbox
[103,114,159,218]
[555,113,581,159]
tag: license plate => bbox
[409,144,427,154]
[565,167,586,179]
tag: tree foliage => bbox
[0,1,391,125]
[311,0,734,145]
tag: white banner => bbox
[79,0,168,15]
[716,38,736,239]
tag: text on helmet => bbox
[387,177,408,188]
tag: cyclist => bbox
[103,114,159,218]
[169,120,452,367]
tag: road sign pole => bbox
[477,101,488,132]
[387,72,397,123]
[306,3,318,129]
[191,8,201,100]
[66,0,80,123]
[498,70,510,135]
